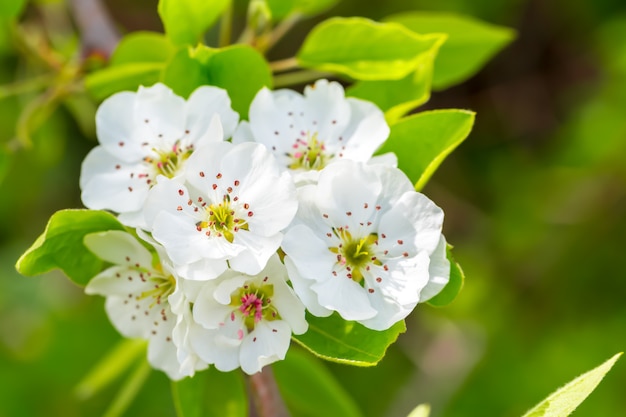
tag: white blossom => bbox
[84,230,208,379]
[143,141,298,280]
[187,254,308,374]
[234,79,392,185]
[80,83,239,226]
[282,160,449,330]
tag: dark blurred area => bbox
[1,0,626,416]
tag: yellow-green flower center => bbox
[144,140,193,178]
[288,132,332,171]
[230,282,279,331]
[196,197,249,243]
[330,230,379,282]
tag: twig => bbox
[273,69,333,88]
[264,12,302,53]
[269,57,299,73]
[68,0,120,59]
[248,366,290,417]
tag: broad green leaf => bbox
[85,62,164,100]
[267,0,338,20]
[0,0,27,19]
[427,245,464,307]
[292,312,406,366]
[15,209,126,285]
[172,368,247,417]
[522,353,622,417]
[85,32,176,100]
[347,49,437,124]
[379,109,475,191]
[158,0,230,46]
[162,44,272,118]
[273,348,363,417]
[408,404,431,417]
[110,32,175,66]
[75,339,147,400]
[386,12,515,90]
[297,17,446,81]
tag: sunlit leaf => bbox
[162,44,272,118]
[522,353,622,417]
[297,17,446,80]
[15,209,126,285]
[386,12,515,90]
[292,312,406,366]
[378,109,475,191]
[273,348,363,417]
[347,50,437,124]
[427,245,464,307]
[158,0,230,45]
[172,368,247,417]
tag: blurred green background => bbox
[2,0,626,416]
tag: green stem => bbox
[0,75,53,100]
[273,69,333,88]
[264,12,302,53]
[269,57,299,72]
[103,359,152,417]
[218,2,233,47]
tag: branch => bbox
[68,0,121,59]
[248,366,290,417]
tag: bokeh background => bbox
[1,0,626,416]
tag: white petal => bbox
[368,152,398,168]
[175,258,229,281]
[240,320,291,374]
[419,235,451,302]
[284,257,333,318]
[311,274,377,321]
[84,230,152,267]
[229,232,283,275]
[80,146,151,213]
[338,97,389,161]
[301,79,352,143]
[133,83,186,145]
[265,258,308,335]
[186,85,239,139]
[282,224,336,283]
[147,312,182,379]
[95,91,144,162]
[232,121,255,144]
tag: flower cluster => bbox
[80,80,450,379]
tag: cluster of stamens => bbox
[287,132,332,171]
[143,140,194,178]
[231,280,278,333]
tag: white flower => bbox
[84,230,208,380]
[143,141,298,280]
[80,83,239,226]
[187,254,308,374]
[234,79,391,185]
[281,160,449,331]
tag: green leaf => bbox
[408,404,431,417]
[292,312,406,366]
[379,109,475,191]
[0,0,27,19]
[347,49,437,124]
[427,245,465,307]
[15,209,126,285]
[273,348,363,417]
[172,368,247,417]
[297,17,446,81]
[386,12,515,90]
[103,359,152,417]
[267,0,339,20]
[85,32,176,100]
[110,31,175,66]
[158,0,230,46]
[0,147,11,186]
[522,353,622,417]
[85,62,164,100]
[162,44,272,119]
